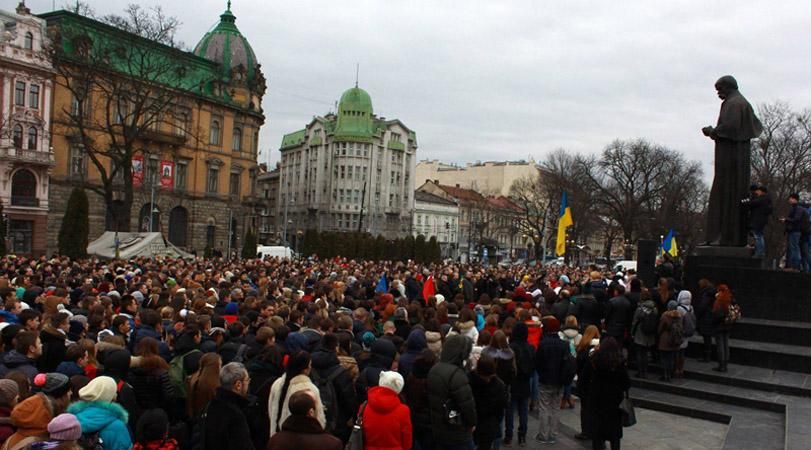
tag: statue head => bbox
[715,75,738,100]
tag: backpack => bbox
[725,304,742,325]
[169,349,201,398]
[311,365,344,432]
[669,318,684,347]
[639,306,659,336]
[679,305,697,338]
[77,432,104,450]
[231,344,248,364]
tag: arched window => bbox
[209,120,221,145]
[232,127,242,151]
[27,127,37,150]
[12,125,23,148]
[24,32,33,50]
[11,169,37,206]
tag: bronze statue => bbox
[702,75,762,246]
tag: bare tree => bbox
[751,101,811,260]
[49,5,205,231]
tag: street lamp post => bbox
[282,195,293,246]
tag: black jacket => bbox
[508,322,535,397]
[695,287,716,336]
[746,194,773,232]
[551,298,572,324]
[603,295,632,339]
[536,333,569,386]
[585,360,630,441]
[38,326,67,373]
[785,204,808,234]
[202,388,256,450]
[128,364,175,413]
[355,339,396,404]
[311,348,356,438]
[469,372,507,444]
[427,335,477,445]
[573,294,602,330]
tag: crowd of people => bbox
[0,254,739,450]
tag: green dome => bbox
[335,86,374,140]
[193,3,258,84]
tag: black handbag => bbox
[345,401,367,450]
[620,390,636,427]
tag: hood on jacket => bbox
[561,328,580,339]
[405,329,427,352]
[512,322,529,343]
[311,348,340,371]
[67,401,129,433]
[2,350,34,369]
[425,331,442,344]
[677,290,692,307]
[370,339,397,369]
[457,320,475,331]
[285,332,310,354]
[440,334,472,367]
[11,393,53,431]
[173,332,199,355]
[367,385,402,414]
[101,348,131,380]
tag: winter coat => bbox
[425,331,442,356]
[536,332,569,386]
[398,330,427,380]
[559,328,581,356]
[658,310,683,352]
[588,362,630,441]
[356,339,397,404]
[427,335,476,445]
[55,361,85,378]
[695,288,716,336]
[67,400,132,450]
[746,193,773,232]
[362,386,413,450]
[128,363,175,413]
[5,394,52,450]
[677,295,694,350]
[525,320,542,350]
[266,415,343,450]
[480,347,516,387]
[603,295,632,339]
[469,372,507,445]
[268,374,326,438]
[38,326,67,373]
[0,351,38,381]
[457,321,479,345]
[508,322,535,397]
[711,304,733,334]
[0,406,13,446]
[573,294,603,330]
[129,326,171,361]
[403,361,432,441]
[551,298,572,324]
[338,354,359,382]
[201,387,256,450]
[631,300,658,347]
[311,348,356,438]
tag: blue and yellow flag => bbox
[375,273,388,293]
[556,192,573,256]
[662,229,678,257]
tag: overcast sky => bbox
[24,0,811,178]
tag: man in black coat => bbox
[572,293,602,330]
[427,334,477,448]
[535,317,570,445]
[200,362,257,450]
[603,283,632,340]
[311,334,356,443]
[743,185,772,258]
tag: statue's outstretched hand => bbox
[702,126,714,137]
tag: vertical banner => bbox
[132,156,144,188]
[160,160,174,189]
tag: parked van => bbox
[613,260,637,272]
[256,246,295,259]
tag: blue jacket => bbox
[0,311,18,324]
[56,361,85,378]
[67,401,132,450]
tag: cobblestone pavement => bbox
[512,404,728,449]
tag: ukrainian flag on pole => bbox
[662,229,678,257]
[556,192,573,256]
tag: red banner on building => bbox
[160,161,174,189]
[132,156,144,188]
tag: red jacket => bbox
[525,321,542,350]
[361,386,412,450]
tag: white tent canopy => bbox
[87,232,192,259]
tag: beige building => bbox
[416,159,540,196]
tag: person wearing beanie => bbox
[34,413,82,449]
[362,370,412,450]
[0,379,19,445]
[469,354,507,450]
[132,409,179,450]
[67,376,132,450]
[535,315,571,445]
[32,373,71,416]
[6,393,53,449]
[223,302,239,325]
[354,338,396,405]
[267,391,342,450]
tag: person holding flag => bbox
[556,192,574,257]
[662,229,679,257]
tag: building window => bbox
[26,127,37,150]
[28,85,39,109]
[15,82,25,106]
[207,166,220,193]
[24,32,33,50]
[175,161,188,191]
[9,221,33,255]
[232,127,242,151]
[12,125,23,148]
[229,172,241,198]
[253,132,259,154]
[174,111,187,136]
[11,170,37,207]
[249,169,256,195]
[69,145,86,178]
[146,158,159,186]
[209,118,221,145]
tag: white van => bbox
[256,246,295,259]
[613,260,637,272]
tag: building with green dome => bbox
[278,85,417,238]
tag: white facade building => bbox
[278,86,416,238]
[0,2,55,256]
[413,190,460,258]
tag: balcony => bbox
[135,127,187,146]
[0,147,55,167]
[11,196,40,207]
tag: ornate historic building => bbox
[413,190,459,259]
[0,2,55,256]
[43,3,266,255]
[278,86,416,238]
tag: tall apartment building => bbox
[416,159,540,196]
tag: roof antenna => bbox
[355,63,359,88]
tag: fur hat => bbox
[378,371,404,394]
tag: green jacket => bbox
[427,334,477,445]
